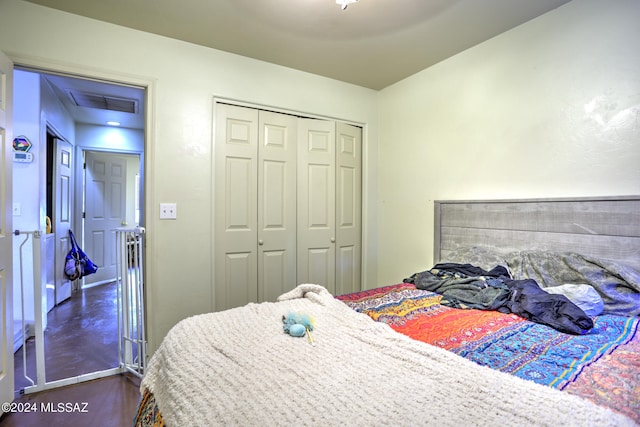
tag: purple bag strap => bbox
[69,230,80,251]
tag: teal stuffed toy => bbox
[282,312,315,344]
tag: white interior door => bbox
[297,119,336,293]
[257,111,297,302]
[53,137,73,303]
[84,151,127,286]
[214,104,259,310]
[0,49,14,412]
[335,122,362,295]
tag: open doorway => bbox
[12,67,146,394]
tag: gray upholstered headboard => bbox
[434,196,640,268]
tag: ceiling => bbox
[40,73,146,130]
[23,0,571,129]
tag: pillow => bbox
[507,250,640,316]
[544,284,605,316]
[440,246,511,272]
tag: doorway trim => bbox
[9,53,154,393]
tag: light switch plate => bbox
[159,203,177,219]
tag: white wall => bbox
[376,0,640,285]
[41,76,75,141]
[75,124,144,152]
[12,70,40,327]
[0,0,379,353]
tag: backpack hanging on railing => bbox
[64,230,99,280]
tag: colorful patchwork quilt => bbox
[337,283,640,423]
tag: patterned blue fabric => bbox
[450,314,639,388]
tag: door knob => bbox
[258,240,264,245]
[330,237,335,243]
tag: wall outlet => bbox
[159,203,177,219]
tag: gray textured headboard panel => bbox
[434,196,640,268]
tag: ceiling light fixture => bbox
[336,0,358,10]
[106,121,121,126]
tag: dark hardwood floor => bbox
[14,282,121,391]
[0,374,141,427]
[1,282,142,426]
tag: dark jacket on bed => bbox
[405,263,594,335]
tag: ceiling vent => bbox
[67,90,138,114]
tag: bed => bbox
[134,196,640,426]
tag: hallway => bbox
[14,282,120,394]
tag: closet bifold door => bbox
[335,122,362,296]
[215,103,362,309]
[214,104,259,311]
[257,111,297,303]
[214,105,298,311]
[297,119,362,295]
[297,119,336,293]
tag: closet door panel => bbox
[336,122,362,295]
[297,119,335,293]
[225,157,253,230]
[258,111,297,302]
[337,245,358,294]
[308,165,331,227]
[215,104,259,311]
[223,252,256,309]
[307,248,331,287]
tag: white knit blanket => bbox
[141,284,635,427]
